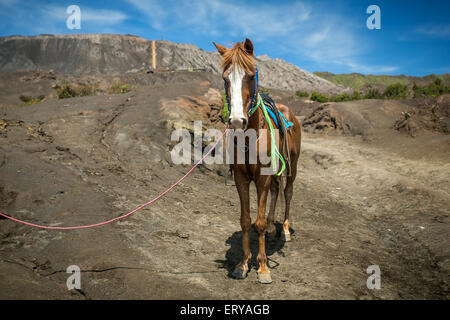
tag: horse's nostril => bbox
[228,117,232,125]
[241,118,247,128]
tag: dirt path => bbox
[115,132,449,299]
[0,78,448,299]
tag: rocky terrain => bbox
[0,68,449,299]
[0,35,448,300]
[0,34,349,95]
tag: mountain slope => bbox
[314,71,450,90]
[0,34,349,95]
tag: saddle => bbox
[259,93,293,176]
[259,93,293,137]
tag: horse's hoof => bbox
[231,267,248,279]
[257,272,272,284]
[267,228,277,239]
[281,232,291,242]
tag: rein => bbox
[0,129,229,229]
[223,67,286,176]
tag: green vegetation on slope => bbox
[310,72,450,102]
[18,94,45,106]
[413,78,450,98]
[307,80,449,103]
[53,82,136,99]
[314,72,409,90]
[314,71,450,91]
[54,84,95,99]
[109,82,135,94]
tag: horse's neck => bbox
[247,107,264,132]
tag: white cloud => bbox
[1,1,127,34]
[344,62,398,74]
[78,9,127,24]
[43,5,127,25]
[125,0,392,73]
[415,24,450,39]
[1,0,399,74]
[306,27,330,47]
[126,0,310,40]
[125,0,166,30]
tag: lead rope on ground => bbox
[0,128,229,230]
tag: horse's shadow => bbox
[215,221,294,278]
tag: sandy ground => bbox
[0,72,449,299]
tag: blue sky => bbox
[0,0,449,76]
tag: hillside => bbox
[314,71,450,91]
[0,70,449,299]
[0,34,349,95]
[0,33,449,300]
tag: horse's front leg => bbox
[255,174,272,284]
[231,168,251,279]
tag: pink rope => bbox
[0,128,229,230]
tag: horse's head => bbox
[213,38,256,130]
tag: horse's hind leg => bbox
[282,156,298,242]
[266,177,279,238]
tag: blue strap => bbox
[265,108,293,129]
[247,68,259,117]
[279,111,293,128]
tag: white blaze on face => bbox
[229,65,246,121]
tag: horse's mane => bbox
[221,41,255,74]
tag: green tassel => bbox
[222,93,229,120]
[257,94,286,176]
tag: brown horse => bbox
[213,38,301,283]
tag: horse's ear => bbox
[213,42,228,56]
[244,38,254,56]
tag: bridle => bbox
[223,67,259,119]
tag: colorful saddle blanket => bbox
[259,93,293,131]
